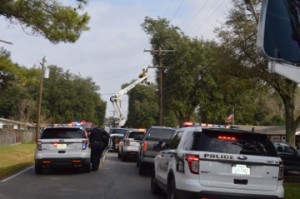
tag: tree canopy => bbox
[0,0,90,43]
[215,0,299,146]
[139,16,277,128]
[0,55,106,125]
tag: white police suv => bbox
[151,125,284,199]
[34,126,91,174]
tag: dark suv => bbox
[273,141,300,175]
[137,126,176,175]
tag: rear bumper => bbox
[123,151,138,158]
[176,189,283,199]
[35,157,90,168]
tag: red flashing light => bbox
[183,122,194,127]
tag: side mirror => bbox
[257,0,300,64]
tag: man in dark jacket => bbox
[89,124,107,171]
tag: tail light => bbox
[185,154,200,174]
[125,138,130,146]
[143,141,148,152]
[37,141,42,151]
[278,161,284,180]
[82,140,88,150]
[115,138,120,144]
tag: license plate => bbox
[232,164,250,175]
[57,144,67,149]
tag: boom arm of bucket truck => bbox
[110,69,149,127]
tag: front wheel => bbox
[167,178,177,199]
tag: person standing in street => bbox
[89,124,106,171]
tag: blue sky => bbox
[0,0,233,119]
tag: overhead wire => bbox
[170,0,185,22]
[191,0,227,37]
[182,1,210,33]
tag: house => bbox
[0,118,34,130]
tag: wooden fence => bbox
[0,129,35,145]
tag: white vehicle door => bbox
[155,130,183,185]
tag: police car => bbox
[151,125,284,199]
[34,126,91,174]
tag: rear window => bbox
[109,128,127,135]
[192,129,277,157]
[145,128,176,141]
[41,128,86,139]
[128,131,144,139]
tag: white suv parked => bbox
[151,126,284,199]
[34,126,91,174]
[118,129,145,161]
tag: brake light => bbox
[218,135,236,140]
[115,138,120,144]
[185,154,200,174]
[143,141,148,152]
[82,140,88,150]
[37,141,42,151]
[278,161,284,180]
[125,138,130,146]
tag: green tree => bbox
[127,84,159,128]
[0,49,19,89]
[141,17,272,127]
[42,65,106,124]
[0,0,90,43]
[215,0,298,146]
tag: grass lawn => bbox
[0,142,35,180]
[0,143,299,198]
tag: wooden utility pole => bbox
[144,47,175,125]
[36,57,47,143]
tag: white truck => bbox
[110,69,150,127]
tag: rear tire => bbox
[84,163,91,173]
[138,161,146,175]
[35,164,43,175]
[121,151,127,162]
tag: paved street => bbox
[0,152,165,199]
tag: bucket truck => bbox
[110,69,150,127]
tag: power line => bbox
[170,0,185,22]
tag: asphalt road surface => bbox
[0,152,166,199]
